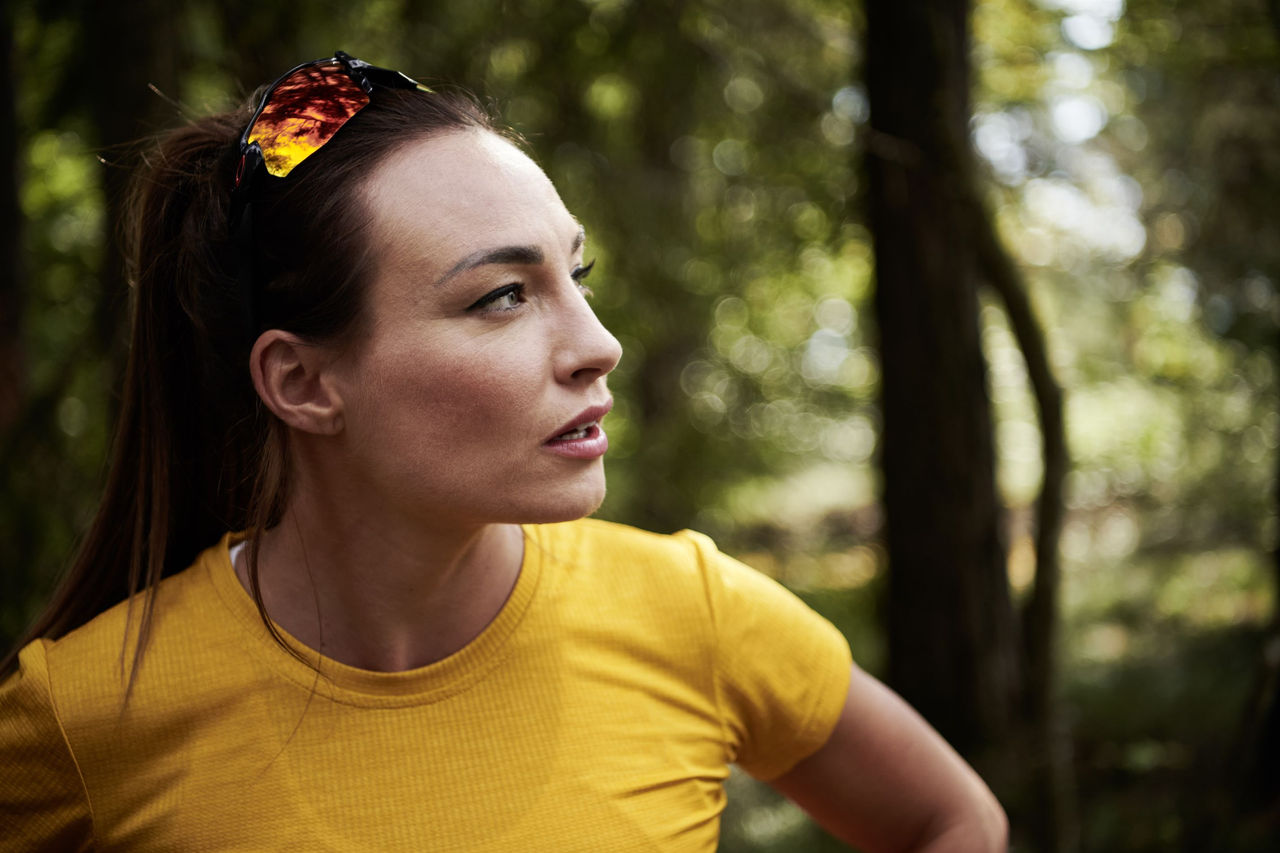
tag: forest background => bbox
[1,0,1277,850]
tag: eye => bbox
[572,259,596,297]
[467,283,525,312]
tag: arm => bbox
[769,665,1008,853]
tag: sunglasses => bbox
[230,52,429,334]
[233,51,430,198]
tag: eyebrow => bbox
[435,226,587,287]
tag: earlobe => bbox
[249,331,345,435]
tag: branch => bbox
[965,188,1069,722]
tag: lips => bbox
[542,400,613,460]
[545,400,613,444]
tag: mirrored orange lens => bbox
[247,61,371,178]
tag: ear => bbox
[250,330,345,435]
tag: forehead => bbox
[362,130,575,276]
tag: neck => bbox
[236,495,525,672]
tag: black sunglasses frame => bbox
[231,51,426,210]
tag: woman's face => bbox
[327,129,622,530]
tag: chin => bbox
[514,473,608,525]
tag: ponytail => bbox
[3,109,280,683]
[2,83,496,685]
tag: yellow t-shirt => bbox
[1,519,851,852]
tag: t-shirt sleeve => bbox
[676,529,853,781]
[0,641,94,852]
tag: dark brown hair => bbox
[2,78,495,682]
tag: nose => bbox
[555,293,623,384]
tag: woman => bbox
[0,53,1006,851]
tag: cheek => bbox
[357,339,543,444]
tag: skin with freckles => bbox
[242,129,621,672]
[327,129,621,530]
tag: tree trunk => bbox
[865,0,1018,759]
[865,2,1079,847]
[80,0,182,419]
[860,0,1029,799]
[1237,332,1280,809]
[1233,3,1280,824]
[0,7,23,430]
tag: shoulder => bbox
[529,517,745,602]
[0,642,95,851]
[48,543,218,663]
[528,518,742,641]
[531,516,713,563]
[530,516,758,577]
[24,536,232,718]
[533,521,853,779]
[529,517,832,636]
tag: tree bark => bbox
[0,7,23,431]
[865,0,1018,761]
[80,0,181,420]
[865,1,1079,846]
[1235,5,1280,822]
[1250,3,1280,815]
[1237,326,1280,810]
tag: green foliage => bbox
[3,0,1279,849]
[969,0,1279,847]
